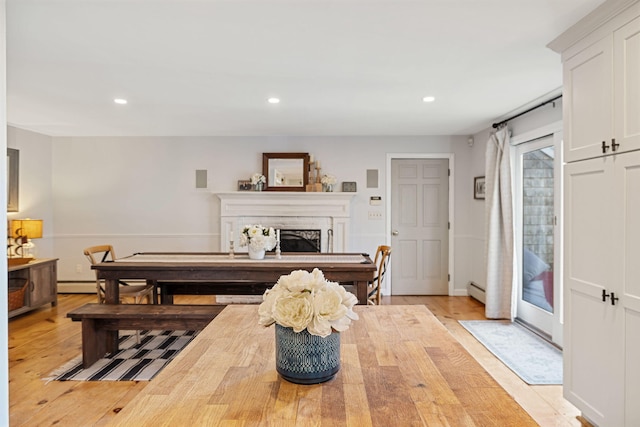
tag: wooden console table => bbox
[8,258,58,318]
[110,305,536,426]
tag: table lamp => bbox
[11,219,43,258]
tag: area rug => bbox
[458,320,562,385]
[46,330,198,382]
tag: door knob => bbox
[392,230,399,236]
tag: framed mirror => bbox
[262,152,309,192]
[7,148,19,212]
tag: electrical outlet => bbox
[76,264,82,273]
[368,211,383,220]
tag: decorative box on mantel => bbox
[216,192,356,253]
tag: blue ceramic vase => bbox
[275,324,340,384]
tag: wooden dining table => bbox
[92,252,377,305]
[109,304,537,426]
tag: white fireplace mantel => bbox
[215,192,356,253]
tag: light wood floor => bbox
[9,294,585,426]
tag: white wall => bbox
[7,97,563,300]
[6,127,55,257]
[41,134,475,293]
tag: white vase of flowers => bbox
[251,173,266,191]
[258,268,359,384]
[321,174,336,192]
[239,224,276,259]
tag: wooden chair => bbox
[83,245,155,305]
[367,245,391,305]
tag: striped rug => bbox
[47,330,198,381]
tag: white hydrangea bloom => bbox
[258,268,359,337]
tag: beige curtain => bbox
[484,126,515,319]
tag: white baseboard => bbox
[58,282,95,293]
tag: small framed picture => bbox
[237,180,252,191]
[474,176,486,200]
[342,181,357,192]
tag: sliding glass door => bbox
[514,134,562,345]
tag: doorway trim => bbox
[386,153,456,296]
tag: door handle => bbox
[602,141,609,153]
[611,138,620,152]
[610,292,619,306]
[392,230,399,236]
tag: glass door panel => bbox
[521,146,555,313]
[514,132,562,346]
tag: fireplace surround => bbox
[216,192,355,253]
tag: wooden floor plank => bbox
[8,294,586,426]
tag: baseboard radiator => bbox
[467,281,486,304]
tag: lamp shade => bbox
[11,219,43,240]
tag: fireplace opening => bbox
[273,229,321,253]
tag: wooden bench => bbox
[67,303,226,368]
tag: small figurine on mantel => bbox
[306,158,323,192]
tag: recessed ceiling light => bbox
[114,98,128,105]
[267,97,280,104]
[422,96,435,103]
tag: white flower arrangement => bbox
[321,174,337,185]
[239,224,277,251]
[251,173,266,185]
[258,268,359,338]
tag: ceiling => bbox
[6,0,604,137]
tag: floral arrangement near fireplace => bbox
[321,174,336,192]
[239,224,277,259]
[251,173,266,191]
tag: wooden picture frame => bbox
[474,176,486,200]
[7,148,19,212]
[237,180,252,191]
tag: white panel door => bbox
[564,156,624,427]
[391,159,448,295]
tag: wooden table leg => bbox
[355,280,368,305]
[104,278,119,304]
[81,318,107,368]
[160,283,174,304]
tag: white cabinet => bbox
[563,35,613,163]
[563,11,640,163]
[564,152,640,426]
[614,15,640,155]
[553,1,640,425]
